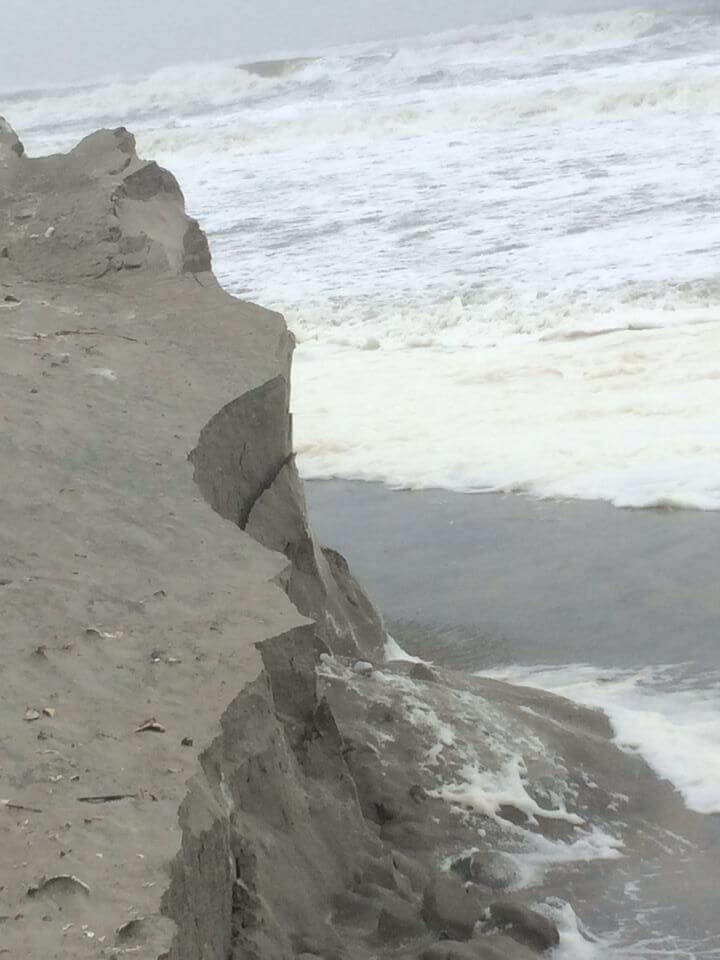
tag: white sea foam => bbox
[404,697,457,765]
[482,664,720,814]
[439,755,585,825]
[437,753,624,887]
[510,826,624,888]
[291,302,720,508]
[539,900,611,960]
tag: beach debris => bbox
[77,794,138,804]
[85,626,124,641]
[137,588,168,607]
[1,799,43,814]
[23,706,56,720]
[181,737,194,747]
[3,294,20,303]
[136,717,166,734]
[352,660,374,676]
[150,649,181,664]
[44,226,55,239]
[28,875,91,901]
[116,915,175,950]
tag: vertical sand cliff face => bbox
[188,379,385,660]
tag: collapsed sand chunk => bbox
[486,901,560,953]
[0,116,24,157]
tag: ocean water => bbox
[7,0,720,508]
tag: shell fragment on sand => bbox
[135,718,166,733]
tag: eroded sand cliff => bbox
[1,121,712,960]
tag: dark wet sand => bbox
[306,480,720,670]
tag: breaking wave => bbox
[8,5,720,158]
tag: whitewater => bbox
[7,1,720,508]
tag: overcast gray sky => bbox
[2,0,647,91]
